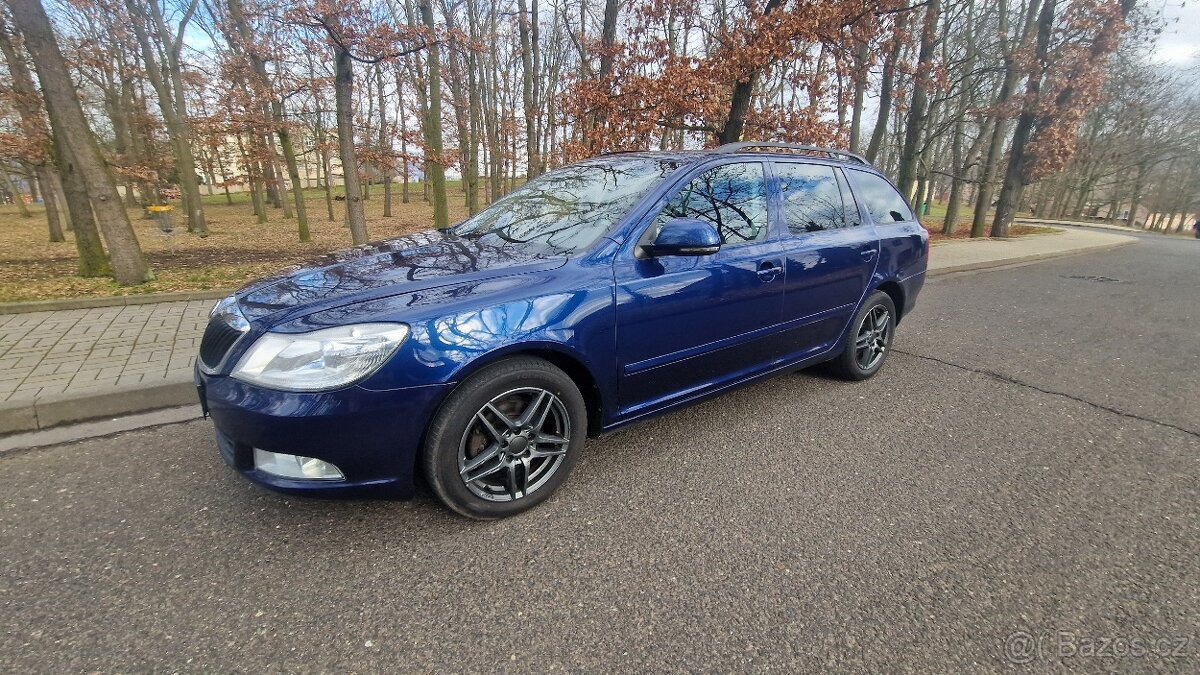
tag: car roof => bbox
[598,144,880,172]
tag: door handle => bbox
[756,260,781,281]
[860,248,878,261]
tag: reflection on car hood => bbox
[236,229,568,320]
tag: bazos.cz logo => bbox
[1003,630,1193,664]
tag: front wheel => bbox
[422,357,587,519]
[828,290,897,381]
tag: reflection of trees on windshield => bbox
[777,164,848,233]
[654,162,768,244]
[454,158,681,254]
[239,157,681,313]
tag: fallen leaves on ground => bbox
[924,219,1057,242]
[0,188,471,302]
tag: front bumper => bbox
[197,368,451,498]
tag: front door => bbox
[613,161,786,415]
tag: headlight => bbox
[209,296,232,318]
[209,295,249,331]
[231,323,410,391]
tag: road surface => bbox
[2,233,1197,673]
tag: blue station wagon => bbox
[195,142,929,519]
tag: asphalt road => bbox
[3,235,1197,673]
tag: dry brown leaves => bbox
[0,187,471,302]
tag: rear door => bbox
[771,161,879,357]
[845,168,927,296]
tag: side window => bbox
[776,163,849,234]
[849,169,915,224]
[653,162,769,245]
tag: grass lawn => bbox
[0,182,473,303]
[918,200,1051,241]
[0,190,1052,303]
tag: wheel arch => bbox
[874,279,906,324]
[446,342,607,437]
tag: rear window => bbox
[775,163,851,234]
[849,169,914,224]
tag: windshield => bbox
[452,157,682,255]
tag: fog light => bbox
[253,449,345,481]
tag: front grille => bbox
[199,317,246,370]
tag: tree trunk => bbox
[45,165,71,231]
[266,135,291,218]
[11,0,149,283]
[419,0,450,229]
[214,147,234,206]
[36,166,65,241]
[585,0,620,151]
[487,0,504,200]
[237,133,267,224]
[970,0,1038,237]
[320,145,335,221]
[375,65,392,218]
[329,29,369,244]
[516,0,541,177]
[991,0,1055,237]
[848,43,869,154]
[52,138,109,276]
[0,14,63,239]
[438,2,472,209]
[465,0,483,214]
[866,17,905,163]
[201,151,216,195]
[895,0,940,200]
[306,51,336,222]
[397,71,411,205]
[3,169,32,218]
[1125,161,1147,228]
[124,0,207,236]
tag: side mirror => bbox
[643,218,721,257]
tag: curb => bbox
[0,379,198,436]
[0,289,232,315]
[927,238,1136,277]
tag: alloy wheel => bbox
[854,306,891,371]
[458,387,571,502]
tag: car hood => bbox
[236,229,569,322]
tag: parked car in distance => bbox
[195,142,929,519]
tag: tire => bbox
[828,290,897,381]
[422,356,587,519]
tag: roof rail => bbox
[715,141,870,165]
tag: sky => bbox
[1150,0,1200,67]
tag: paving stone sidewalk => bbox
[0,301,209,403]
[0,226,1135,433]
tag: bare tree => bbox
[124,0,208,235]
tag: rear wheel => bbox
[422,357,587,519]
[828,290,896,381]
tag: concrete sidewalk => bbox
[0,227,1135,434]
[1015,217,1145,234]
[928,226,1134,274]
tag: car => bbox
[195,142,929,519]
